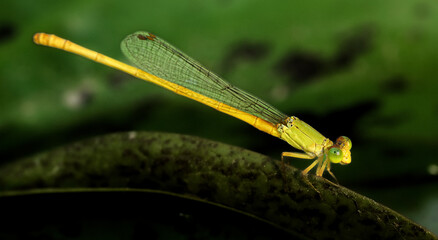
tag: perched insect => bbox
[33,31,352,180]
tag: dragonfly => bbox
[33,31,352,179]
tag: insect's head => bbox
[327,136,352,165]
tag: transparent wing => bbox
[121,31,287,125]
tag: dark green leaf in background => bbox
[1,0,438,236]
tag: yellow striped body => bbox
[33,33,279,138]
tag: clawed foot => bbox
[301,172,322,198]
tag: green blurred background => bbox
[1,0,437,234]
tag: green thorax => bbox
[277,116,332,157]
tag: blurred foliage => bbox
[1,0,437,235]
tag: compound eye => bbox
[328,147,343,164]
[336,136,352,150]
[341,151,351,165]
